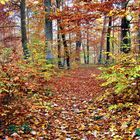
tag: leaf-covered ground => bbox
[46,67,140,140]
[47,67,103,139]
[1,66,140,139]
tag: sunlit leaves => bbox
[100,53,140,94]
[0,0,8,4]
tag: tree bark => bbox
[75,27,81,64]
[20,0,29,58]
[56,0,70,69]
[87,28,89,64]
[120,0,131,53]
[82,44,87,64]
[98,16,107,64]
[60,27,70,69]
[106,16,112,63]
[56,0,62,68]
[44,0,53,41]
[57,25,62,67]
[44,0,53,63]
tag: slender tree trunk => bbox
[44,0,53,41]
[120,0,131,53]
[56,0,70,68]
[44,0,53,63]
[106,16,112,63]
[112,16,115,54]
[26,7,30,42]
[56,0,62,68]
[82,44,87,64]
[75,41,81,63]
[59,24,70,68]
[112,17,115,63]
[87,28,89,64]
[98,16,107,64]
[69,33,72,54]
[75,28,81,64]
[61,29,70,69]
[57,25,62,67]
[121,17,131,53]
[20,0,29,58]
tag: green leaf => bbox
[7,124,18,134]
[21,123,32,134]
[135,128,140,136]
[108,104,118,111]
[93,115,103,120]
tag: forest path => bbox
[47,67,103,139]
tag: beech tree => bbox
[0,0,137,65]
[20,0,30,58]
[106,16,112,63]
[120,0,131,53]
[98,16,107,64]
[58,0,70,69]
[44,0,53,63]
[56,0,63,68]
[86,28,89,64]
[60,25,70,69]
[75,30,81,64]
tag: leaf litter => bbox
[1,67,140,139]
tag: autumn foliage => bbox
[0,0,140,139]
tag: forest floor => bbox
[1,66,140,140]
[47,67,103,139]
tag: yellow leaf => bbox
[79,124,85,131]
[0,0,8,4]
[0,1,5,4]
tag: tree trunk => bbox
[44,0,53,63]
[59,25,70,69]
[87,28,89,64]
[98,16,107,64]
[56,0,62,68]
[106,16,112,63]
[26,7,30,42]
[112,16,115,54]
[61,30,70,69]
[44,0,53,41]
[82,44,87,64]
[69,33,72,54]
[120,0,131,53]
[75,41,81,64]
[121,17,131,53]
[56,0,70,68]
[20,0,29,59]
[57,25,62,67]
[75,28,81,64]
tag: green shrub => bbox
[100,53,140,95]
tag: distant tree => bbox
[106,16,112,63]
[98,16,107,64]
[60,25,70,69]
[86,28,89,64]
[56,0,63,68]
[75,28,81,64]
